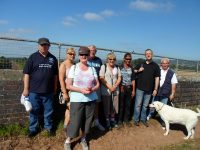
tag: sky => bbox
[0,0,200,60]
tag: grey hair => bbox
[161,57,170,63]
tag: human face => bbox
[161,60,169,70]
[124,56,132,66]
[67,52,75,61]
[89,47,96,59]
[145,50,153,61]
[39,44,50,55]
[79,54,88,63]
[108,57,116,67]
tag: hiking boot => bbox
[64,142,71,150]
[80,140,89,150]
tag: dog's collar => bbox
[157,103,165,112]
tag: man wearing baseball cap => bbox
[22,37,58,137]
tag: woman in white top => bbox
[64,47,100,150]
[100,53,121,129]
[59,48,76,130]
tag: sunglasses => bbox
[68,53,75,56]
[79,54,88,56]
[109,58,116,61]
[125,58,132,60]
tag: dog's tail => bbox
[196,108,200,116]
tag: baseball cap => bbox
[38,37,50,45]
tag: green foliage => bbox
[0,123,29,137]
[157,139,200,150]
[0,56,12,69]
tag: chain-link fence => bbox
[0,37,199,73]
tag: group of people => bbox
[22,37,178,150]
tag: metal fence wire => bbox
[0,37,199,73]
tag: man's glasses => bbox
[79,54,88,56]
[125,58,131,61]
[68,53,75,56]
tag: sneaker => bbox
[80,140,89,150]
[64,142,71,150]
[96,123,105,131]
[147,115,151,121]
[141,121,149,127]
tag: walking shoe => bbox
[80,140,89,150]
[95,121,105,131]
[64,142,71,150]
[141,121,149,127]
[110,120,118,128]
[28,131,38,138]
[134,121,139,126]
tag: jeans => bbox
[118,86,132,123]
[29,92,54,132]
[133,89,151,122]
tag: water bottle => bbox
[24,96,32,112]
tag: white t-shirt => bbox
[160,68,178,87]
[68,63,98,102]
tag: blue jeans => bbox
[29,92,54,132]
[133,89,151,122]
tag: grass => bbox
[0,123,29,137]
[157,138,200,150]
[0,120,65,138]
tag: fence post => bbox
[176,59,179,72]
[58,43,61,66]
[197,61,199,73]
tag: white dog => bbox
[149,101,200,139]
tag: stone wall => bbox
[0,70,200,125]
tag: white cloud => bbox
[101,10,116,17]
[83,9,117,21]
[83,12,103,21]
[62,16,78,27]
[129,0,174,11]
[0,19,8,25]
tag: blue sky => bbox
[0,0,200,60]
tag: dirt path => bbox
[1,119,200,150]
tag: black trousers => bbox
[118,86,132,123]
